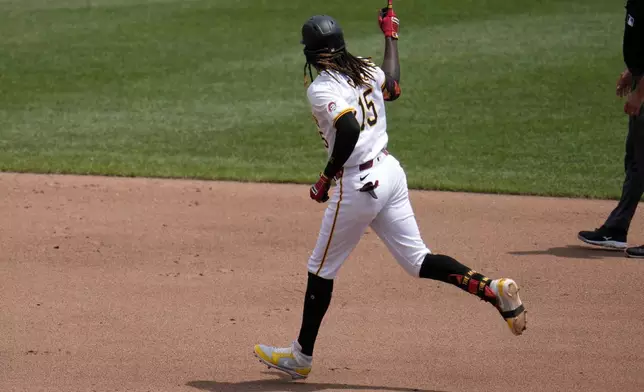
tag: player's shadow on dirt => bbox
[187,372,446,392]
[508,245,625,260]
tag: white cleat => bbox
[253,340,312,380]
[489,278,527,336]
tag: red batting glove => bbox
[310,174,331,203]
[378,1,399,39]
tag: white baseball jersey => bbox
[303,59,431,280]
[307,61,389,168]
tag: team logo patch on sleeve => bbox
[327,102,337,113]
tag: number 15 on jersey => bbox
[358,87,378,131]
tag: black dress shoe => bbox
[625,245,644,258]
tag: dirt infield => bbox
[2,172,644,392]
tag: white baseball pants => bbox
[307,152,431,279]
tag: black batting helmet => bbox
[301,15,346,64]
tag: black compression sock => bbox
[297,272,333,356]
[419,253,496,304]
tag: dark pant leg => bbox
[605,115,644,233]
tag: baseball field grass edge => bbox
[0,0,627,199]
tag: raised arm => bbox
[382,37,400,82]
[378,0,401,100]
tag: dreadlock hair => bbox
[304,49,376,88]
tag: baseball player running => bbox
[254,2,527,380]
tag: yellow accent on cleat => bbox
[491,278,527,336]
[253,344,311,379]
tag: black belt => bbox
[334,149,388,179]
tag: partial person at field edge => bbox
[578,0,644,258]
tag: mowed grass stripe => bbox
[382,11,623,197]
[0,0,627,198]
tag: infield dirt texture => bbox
[3,172,644,392]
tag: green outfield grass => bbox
[0,0,628,198]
